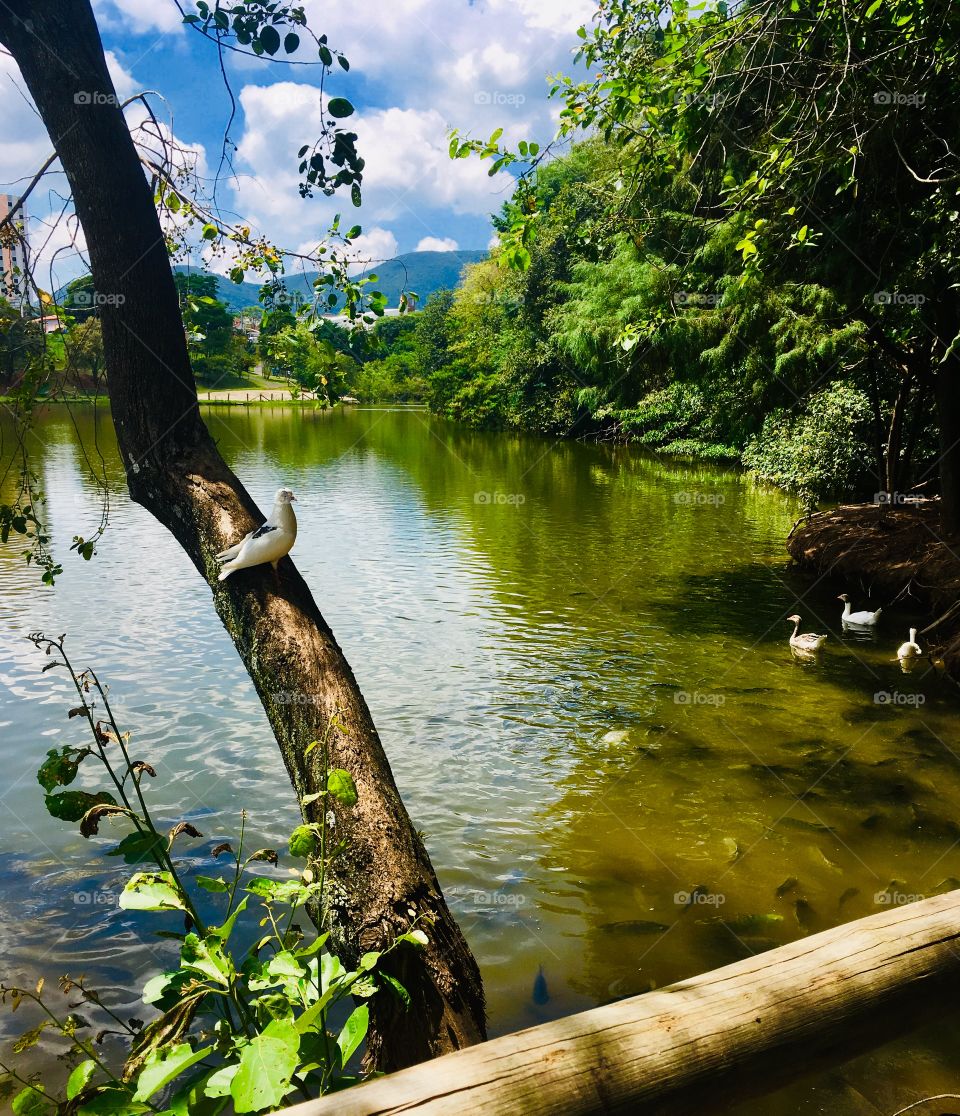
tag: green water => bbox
[2,404,959,1112]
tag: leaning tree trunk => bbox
[0,0,484,1070]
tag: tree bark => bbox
[922,279,960,536]
[934,334,960,537]
[0,0,485,1070]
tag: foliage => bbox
[0,635,427,1114]
[435,0,959,509]
[261,321,360,401]
[349,314,426,401]
[743,383,874,508]
[0,0,399,584]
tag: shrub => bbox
[742,381,873,506]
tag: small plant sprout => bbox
[1,634,430,1114]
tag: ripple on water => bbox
[4,407,960,1109]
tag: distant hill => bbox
[173,250,487,312]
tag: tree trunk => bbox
[924,281,960,535]
[883,369,911,498]
[934,339,960,537]
[0,0,485,1070]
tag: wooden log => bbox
[292,889,960,1115]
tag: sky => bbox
[0,0,598,290]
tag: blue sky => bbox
[1,0,596,289]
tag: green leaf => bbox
[106,831,165,866]
[230,1021,299,1113]
[196,876,228,893]
[142,971,183,1005]
[320,951,346,993]
[78,1092,150,1115]
[244,877,304,902]
[12,1086,51,1115]
[327,97,355,119]
[259,25,280,55]
[318,43,333,65]
[381,971,411,1008]
[119,871,186,913]
[45,791,116,823]
[165,1070,229,1116]
[336,1004,369,1066]
[288,824,317,859]
[201,223,218,241]
[66,1060,97,1100]
[293,931,329,959]
[865,0,883,14]
[284,32,300,54]
[37,747,86,792]
[208,896,248,942]
[396,928,429,947]
[180,934,232,985]
[346,224,362,240]
[133,1043,214,1102]
[327,768,358,806]
[202,1064,239,1099]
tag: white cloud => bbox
[342,227,399,273]
[416,236,459,252]
[93,0,183,34]
[230,84,517,254]
[511,0,597,35]
[3,0,598,287]
[104,50,140,101]
[0,54,56,186]
[29,212,88,295]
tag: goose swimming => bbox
[787,614,828,653]
[838,593,882,627]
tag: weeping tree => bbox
[0,0,484,1071]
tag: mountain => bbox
[172,250,488,313]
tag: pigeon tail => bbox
[216,539,245,562]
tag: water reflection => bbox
[1,404,959,1109]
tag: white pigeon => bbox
[217,488,297,581]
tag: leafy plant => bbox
[0,634,427,1114]
[743,382,874,508]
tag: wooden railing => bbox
[286,889,960,1115]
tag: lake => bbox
[2,403,959,1111]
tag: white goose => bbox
[217,488,297,581]
[838,593,882,627]
[897,628,922,659]
[787,614,828,653]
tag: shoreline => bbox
[787,500,960,680]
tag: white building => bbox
[0,194,27,305]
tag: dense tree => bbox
[0,297,44,389]
[436,0,959,514]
